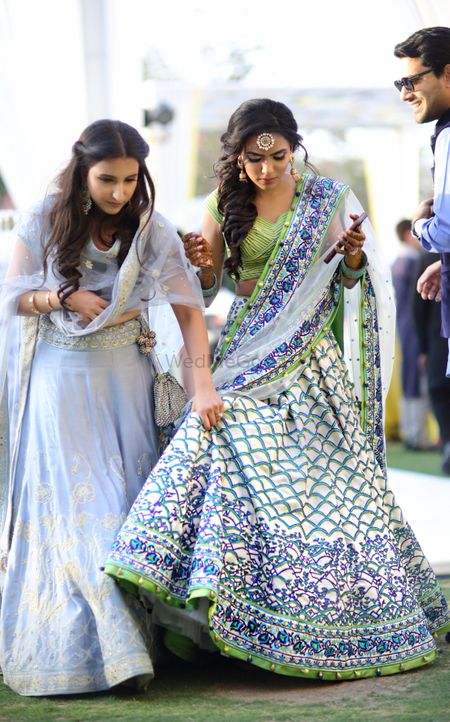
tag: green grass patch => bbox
[387,441,445,477]
[2,649,450,722]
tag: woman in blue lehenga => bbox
[106,100,450,680]
[0,119,223,695]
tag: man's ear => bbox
[444,63,450,86]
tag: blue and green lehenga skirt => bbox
[105,300,450,681]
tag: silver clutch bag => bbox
[137,317,188,428]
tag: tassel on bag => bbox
[137,317,188,428]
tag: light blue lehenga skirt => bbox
[0,317,159,696]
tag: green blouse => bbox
[205,189,289,281]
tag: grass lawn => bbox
[1,581,449,722]
[386,440,446,477]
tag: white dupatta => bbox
[0,199,203,576]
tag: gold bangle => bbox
[46,291,55,311]
[28,292,39,315]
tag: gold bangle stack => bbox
[29,290,57,315]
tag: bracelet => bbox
[46,291,56,311]
[199,272,218,298]
[340,252,368,280]
[28,292,40,315]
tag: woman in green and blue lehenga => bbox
[105,98,450,680]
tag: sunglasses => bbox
[394,68,433,92]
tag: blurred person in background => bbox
[413,250,450,474]
[106,98,450,681]
[391,219,431,450]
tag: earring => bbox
[290,153,300,183]
[237,157,247,183]
[81,185,92,215]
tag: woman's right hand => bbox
[191,384,225,431]
[65,290,109,321]
[182,232,214,269]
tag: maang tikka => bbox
[256,132,275,151]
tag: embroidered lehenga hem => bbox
[105,562,446,680]
[4,655,154,697]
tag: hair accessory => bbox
[137,316,188,428]
[256,132,275,151]
[81,185,92,215]
[290,153,300,182]
[237,157,247,182]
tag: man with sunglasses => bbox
[394,27,450,376]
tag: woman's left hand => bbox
[191,386,225,431]
[182,233,214,269]
[335,213,366,259]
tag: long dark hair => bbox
[215,98,314,280]
[43,119,155,303]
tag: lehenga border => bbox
[105,561,448,681]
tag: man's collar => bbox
[431,108,450,151]
[436,107,450,131]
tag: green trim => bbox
[359,274,368,428]
[212,176,349,380]
[206,630,438,680]
[255,282,344,388]
[331,289,344,354]
[106,561,450,632]
[105,563,448,681]
[104,562,200,612]
[213,176,307,368]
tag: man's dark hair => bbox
[394,27,450,77]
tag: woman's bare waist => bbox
[235,279,258,297]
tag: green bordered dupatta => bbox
[212,174,390,473]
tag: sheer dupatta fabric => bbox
[213,174,396,469]
[0,198,203,576]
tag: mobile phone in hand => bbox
[324,212,368,264]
